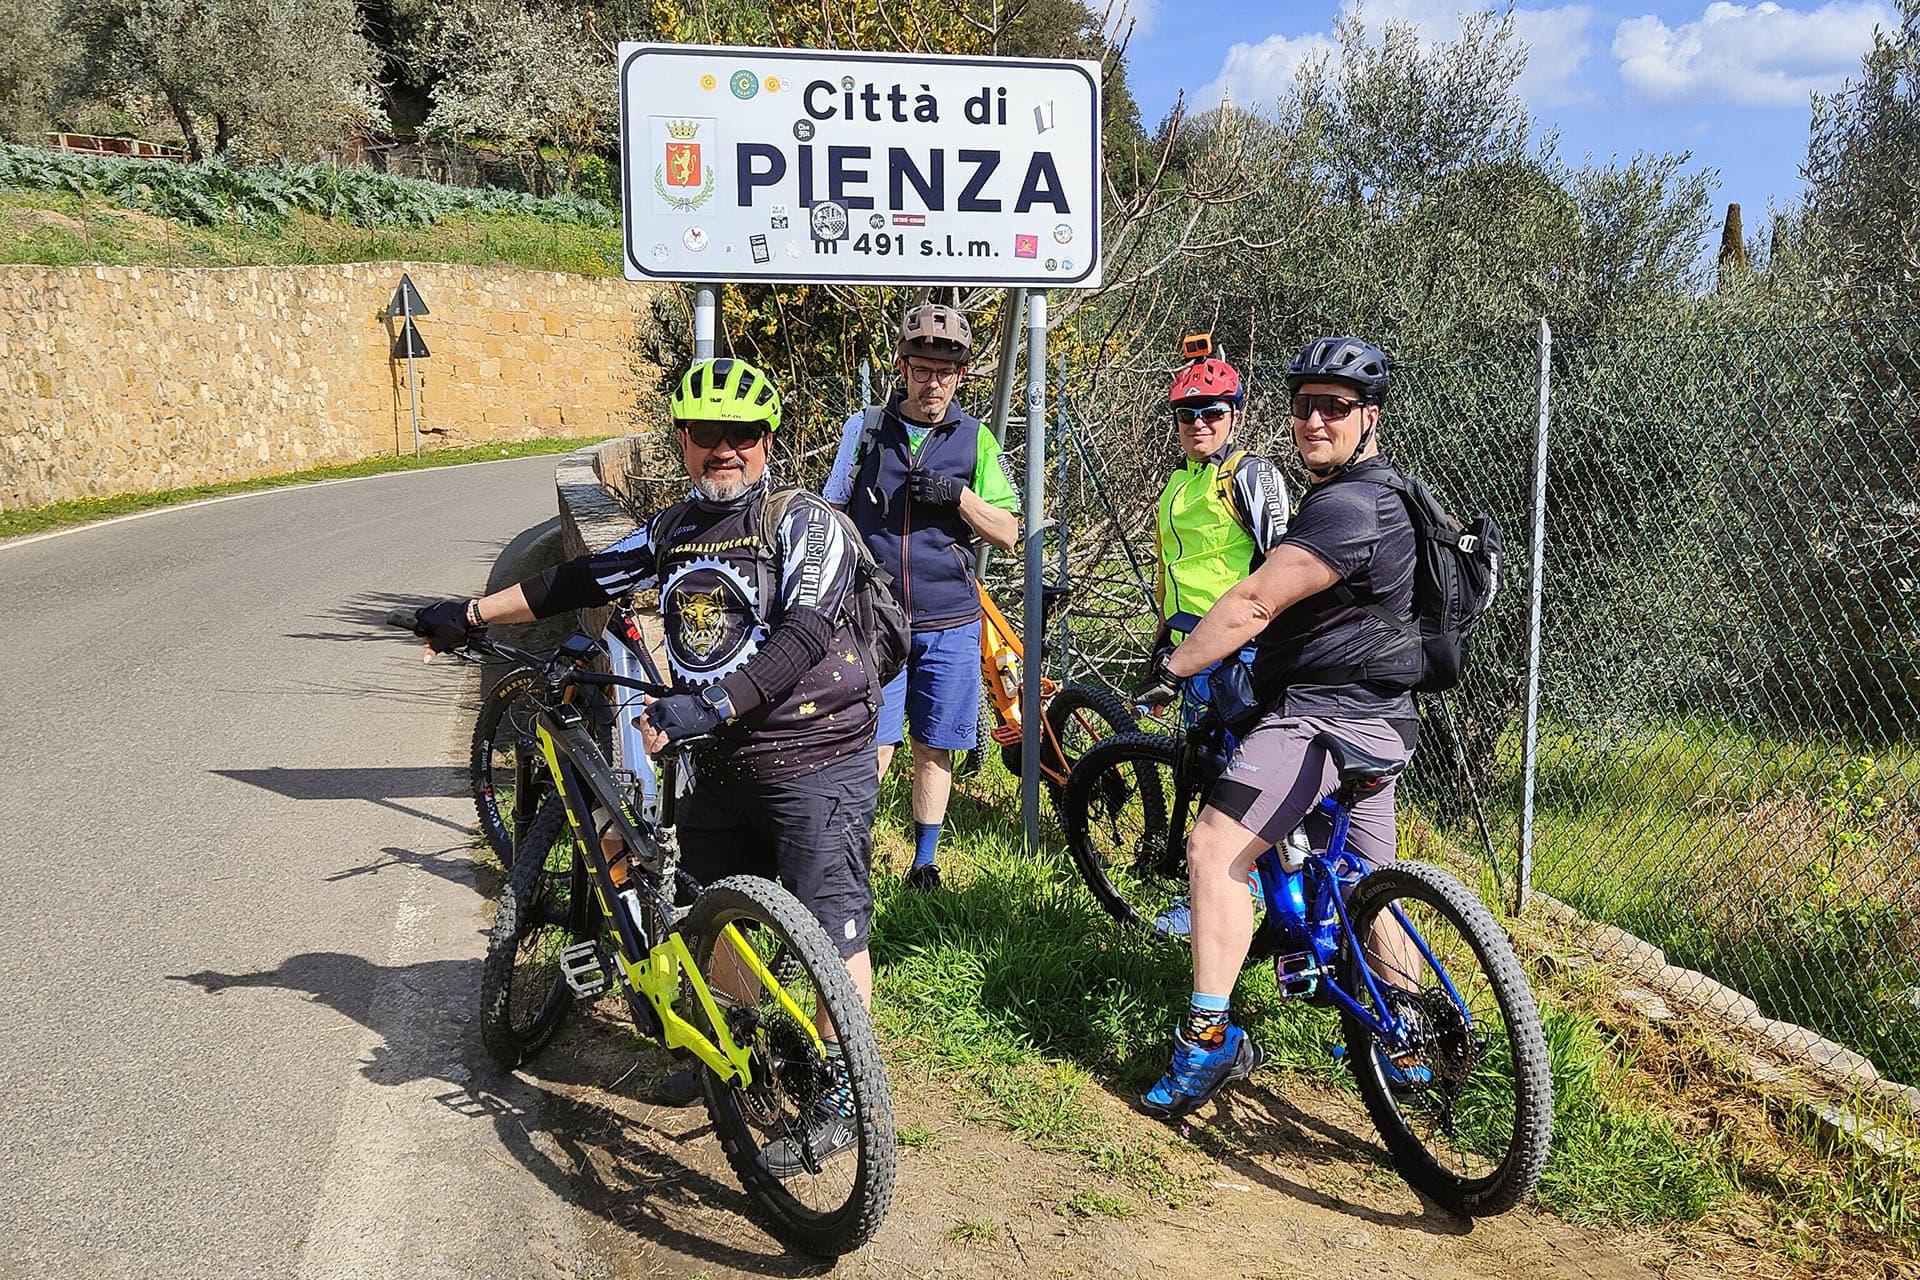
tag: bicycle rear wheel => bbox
[1338,861,1553,1216]
[479,798,590,1068]
[1058,731,1181,927]
[684,878,895,1257]
[1005,682,1138,808]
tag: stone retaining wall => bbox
[0,261,670,511]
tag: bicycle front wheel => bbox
[684,878,895,1257]
[1058,731,1181,927]
[470,666,548,864]
[479,798,590,1068]
[1339,861,1553,1216]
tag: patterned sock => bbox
[820,1040,854,1118]
[911,821,942,869]
[1183,992,1231,1047]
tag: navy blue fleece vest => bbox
[846,399,983,632]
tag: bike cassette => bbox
[557,941,608,997]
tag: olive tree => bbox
[59,0,382,160]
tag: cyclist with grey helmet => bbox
[1131,335,1424,1118]
[824,303,1020,892]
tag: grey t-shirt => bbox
[1250,458,1418,720]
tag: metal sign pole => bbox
[976,286,1028,580]
[694,284,716,360]
[403,290,420,458]
[1021,292,1048,858]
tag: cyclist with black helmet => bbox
[406,357,882,1167]
[1132,335,1424,1119]
[824,303,1020,893]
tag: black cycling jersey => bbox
[536,475,876,781]
[1250,457,1418,720]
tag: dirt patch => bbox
[486,1004,1725,1280]
[9,207,89,234]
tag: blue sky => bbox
[1115,0,1898,225]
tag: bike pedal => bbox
[1274,951,1323,999]
[558,941,608,998]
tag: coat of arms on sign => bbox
[654,119,717,212]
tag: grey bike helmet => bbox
[899,303,973,362]
[1286,336,1392,404]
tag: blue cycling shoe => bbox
[1138,1025,1263,1119]
[1150,874,1264,941]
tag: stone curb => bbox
[1533,892,1920,1125]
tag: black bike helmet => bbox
[1287,336,1391,478]
[1285,336,1392,404]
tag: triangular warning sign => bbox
[385,273,430,318]
[392,317,429,359]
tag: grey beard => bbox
[693,471,747,502]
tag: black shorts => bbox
[676,748,879,957]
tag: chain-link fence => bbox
[1022,315,1920,1084]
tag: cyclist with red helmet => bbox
[1151,339,1290,659]
[1140,339,1289,938]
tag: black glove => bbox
[905,467,964,508]
[416,599,478,653]
[642,693,722,744]
[1130,646,1180,711]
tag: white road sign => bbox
[617,44,1102,287]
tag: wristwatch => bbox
[700,683,735,723]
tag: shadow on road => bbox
[165,952,828,1274]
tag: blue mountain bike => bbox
[1059,707,1553,1216]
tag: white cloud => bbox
[1103,0,1162,41]
[1192,32,1338,112]
[1613,1,1895,106]
[1187,1,1598,116]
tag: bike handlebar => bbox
[385,609,672,698]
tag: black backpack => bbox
[1335,466,1502,694]
[654,486,911,689]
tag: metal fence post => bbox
[859,357,871,409]
[1516,317,1553,915]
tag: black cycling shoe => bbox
[762,1102,859,1178]
[903,863,942,893]
[645,1065,704,1107]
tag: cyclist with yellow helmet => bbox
[410,358,880,1171]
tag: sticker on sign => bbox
[618,43,1101,287]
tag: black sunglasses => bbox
[1173,403,1234,425]
[1290,393,1366,421]
[679,420,769,449]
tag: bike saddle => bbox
[1312,731,1406,794]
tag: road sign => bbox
[616,44,1102,287]
[391,318,429,360]
[385,273,430,318]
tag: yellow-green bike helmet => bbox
[670,357,782,433]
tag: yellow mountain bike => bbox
[391,612,895,1256]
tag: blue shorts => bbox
[877,619,981,751]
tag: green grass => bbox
[870,760,1752,1229]
[1,189,620,275]
[0,435,611,540]
[1514,719,1920,1083]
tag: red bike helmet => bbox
[1168,357,1243,406]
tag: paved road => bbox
[0,458,614,1280]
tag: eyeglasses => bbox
[904,361,964,385]
[1290,394,1366,421]
[1174,403,1234,426]
[679,420,769,449]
